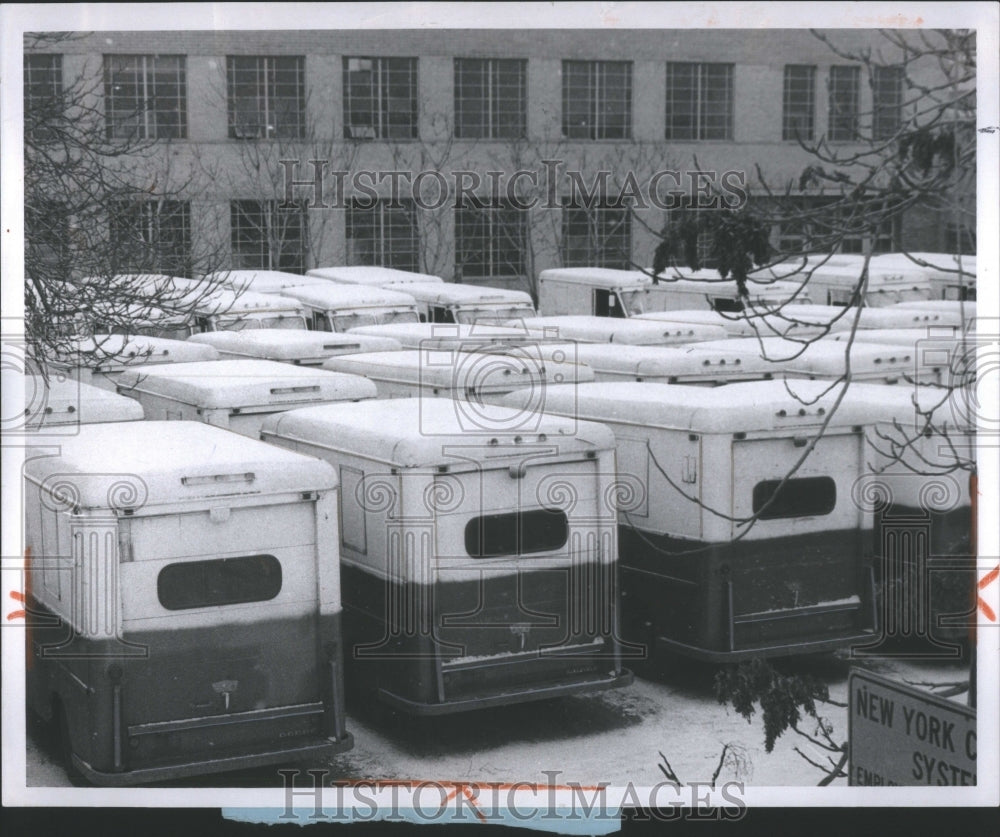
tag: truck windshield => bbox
[261,315,307,330]
[617,291,647,316]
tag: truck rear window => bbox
[465,509,568,558]
[157,554,282,610]
[752,476,836,519]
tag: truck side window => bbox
[157,554,282,610]
[431,306,456,324]
[713,297,744,313]
[594,289,625,318]
[311,311,330,331]
[752,477,836,519]
[465,508,569,557]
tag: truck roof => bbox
[516,379,896,434]
[307,266,444,286]
[187,329,402,360]
[115,359,377,409]
[538,267,652,289]
[321,349,593,388]
[841,382,976,433]
[23,420,338,510]
[571,342,776,379]
[260,397,616,468]
[204,270,328,294]
[513,315,728,344]
[634,307,834,338]
[185,287,306,315]
[829,327,965,347]
[398,282,534,305]
[347,322,544,348]
[24,376,145,427]
[688,337,920,378]
[281,283,419,309]
[894,300,977,317]
[50,334,219,371]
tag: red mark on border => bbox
[7,590,26,621]
[978,565,998,623]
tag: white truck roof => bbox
[260,397,616,468]
[511,379,896,434]
[829,327,965,347]
[635,307,835,338]
[321,349,593,388]
[204,270,328,294]
[538,267,652,289]
[872,252,977,273]
[398,282,535,306]
[187,329,402,361]
[116,359,376,409]
[571,342,777,380]
[307,266,444,286]
[23,420,338,510]
[23,376,145,427]
[511,315,728,344]
[347,322,548,348]
[185,287,307,315]
[689,336,919,380]
[281,283,419,309]
[894,300,977,317]
[50,334,219,371]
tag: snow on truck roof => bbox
[204,270,328,293]
[22,376,145,427]
[511,315,728,344]
[687,337,920,378]
[307,266,444,285]
[115,359,376,409]
[187,329,402,360]
[184,287,306,314]
[571,343,776,379]
[398,283,534,305]
[281,283,419,309]
[260,397,616,469]
[513,379,897,434]
[23,420,337,511]
[321,349,593,388]
[51,334,219,370]
[539,267,652,288]
[347,322,551,347]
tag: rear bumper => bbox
[377,669,633,716]
[72,733,354,786]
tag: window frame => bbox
[827,65,861,142]
[226,55,306,140]
[103,54,187,140]
[782,64,816,141]
[109,198,192,276]
[343,56,418,140]
[231,199,306,273]
[665,61,734,141]
[454,57,527,140]
[561,60,632,140]
[345,197,420,271]
[157,554,283,611]
[454,198,527,280]
[561,200,632,269]
[872,65,905,141]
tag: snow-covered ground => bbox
[24,650,972,789]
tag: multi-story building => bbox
[24,29,973,293]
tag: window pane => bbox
[231,200,304,272]
[465,509,569,558]
[104,54,186,140]
[783,65,815,141]
[563,60,631,140]
[873,65,904,141]
[455,58,525,139]
[752,476,836,519]
[346,199,419,271]
[562,204,631,269]
[666,62,731,141]
[157,554,282,610]
[828,65,860,141]
[344,56,416,139]
[455,201,526,278]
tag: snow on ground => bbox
[24,649,973,789]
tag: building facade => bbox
[24,29,969,293]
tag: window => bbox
[665,62,733,141]
[346,198,419,271]
[227,56,305,139]
[110,200,191,275]
[562,60,631,140]
[944,222,976,256]
[752,477,836,520]
[783,65,815,141]
[26,199,70,281]
[562,202,631,269]
[454,58,526,139]
[343,57,417,140]
[157,554,282,610]
[231,200,305,273]
[24,54,62,139]
[455,200,526,279]
[465,509,568,558]
[104,54,186,139]
[872,65,904,141]
[827,65,860,141]
[839,205,900,255]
